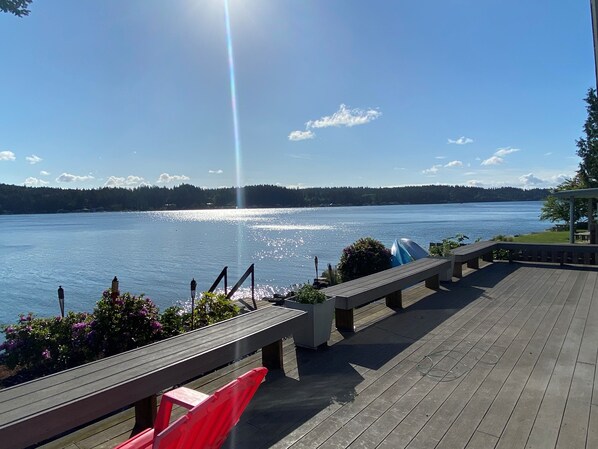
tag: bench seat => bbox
[451,241,497,277]
[323,257,451,332]
[0,306,305,449]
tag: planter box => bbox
[283,296,335,349]
[435,255,454,282]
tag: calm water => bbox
[0,202,547,326]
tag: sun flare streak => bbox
[223,0,244,209]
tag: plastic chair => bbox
[113,367,268,449]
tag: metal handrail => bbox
[226,263,256,310]
[208,266,228,296]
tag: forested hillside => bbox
[0,183,550,214]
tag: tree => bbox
[0,0,32,17]
[540,176,587,223]
[577,88,598,187]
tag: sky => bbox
[0,0,595,190]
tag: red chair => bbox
[114,367,268,449]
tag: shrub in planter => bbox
[292,284,327,304]
[284,284,334,349]
[91,290,163,356]
[338,237,392,282]
[429,233,470,257]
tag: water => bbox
[0,202,547,326]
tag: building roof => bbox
[552,187,598,199]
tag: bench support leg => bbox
[425,274,440,290]
[453,262,463,278]
[262,339,283,370]
[482,252,493,262]
[335,308,354,332]
[133,394,157,434]
[467,258,480,269]
[386,291,403,309]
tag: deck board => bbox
[33,262,598,449]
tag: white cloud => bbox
[40,170,50,176]
[288,130,315,141]
[544,152,553,156]
[0,151,16,161]
[551,174,568,184]
[481,156,504,166]
[56,173,94,183]
[422,164,442,175]
[445,160,463,168]
[464,171,477,176]
[306,104,381,129]
[156,173,190,184]
[495,147,520,157]
[519,173,544,186]
[25,154,42,164]
[448,136,473,145]
[24,177,49,187]
[104,175,146,188]
[208,169,224,174]
[467,180,484,187]
[435,156,446,160]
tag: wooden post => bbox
[385,291,402,309]
[335,309,354,332]
[425,274,440,290]
[133,395,157,434]
[467,257,480,270]
[569,198,575,244]
[262,340,283,370]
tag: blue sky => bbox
[0,1,594,190]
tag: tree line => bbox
[0,183,549,215]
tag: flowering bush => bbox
[91,290,163,356]
[0,290,240,384]
[0,312,94,377]
[337,237,392,282]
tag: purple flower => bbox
[42,349,51,360]
[151,321,162,330]
[72,322,88,331]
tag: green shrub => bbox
[337,237,392,282]
[322,263,341,286]
[191,292,240,328]
[159,305,188,338]
[429,233,470,257]
[91,290,163,357]
[291,284,327,304]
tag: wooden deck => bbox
[39,262,598,449]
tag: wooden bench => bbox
[322,257,451,332]
[0,306,306,449]
[451,241,497,277]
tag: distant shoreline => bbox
[0,183,549,215]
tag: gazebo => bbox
[552,187,598,243]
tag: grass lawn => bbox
[511,230,570,243]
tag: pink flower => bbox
[42,349,51,360]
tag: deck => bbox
[39,261,598,449]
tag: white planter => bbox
[283,296,335,349]
[437,255,454,282]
